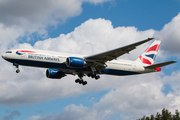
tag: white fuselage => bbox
[2,49,157,76]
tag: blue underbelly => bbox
[5,59,140,76]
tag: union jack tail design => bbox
[136,40,161,65]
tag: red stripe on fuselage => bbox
[145,44,160,53]
[16,50,36,53]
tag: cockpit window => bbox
[6,51,12,53]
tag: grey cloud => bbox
[0,0,82,34]
[37,104,100,120]
[36,110,43,114]
[0,0,112,33]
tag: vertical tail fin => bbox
[136,40,161,65]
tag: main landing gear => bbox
[75,73,87,86]
[87,73,100,80]
[75,79,87,85]
[13,63,20,73]
[75,73,100,86]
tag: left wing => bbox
[85,38,154,62]
[85,38,154,72]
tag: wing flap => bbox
[144,61,177,69]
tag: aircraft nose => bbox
[1,54,6,59]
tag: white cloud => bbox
[28,115,41,120]
[28,14,180,119]
[154,12,180,55]
[33,18,155,61]
[0,10,180,120]
[35,74,174,120]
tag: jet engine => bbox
[66,57,86,68]
[46,69,64,79]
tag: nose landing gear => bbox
[13,63,20,73]
[16,69,20,73]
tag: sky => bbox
[0,0,180,120]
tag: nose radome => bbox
[1,54,5,59]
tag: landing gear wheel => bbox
[82,81,87,85]
[95,75,100,80]
[79,80,83,84]
[88,73,100,80]
[75,78,87,85]
[13,63,20,73]
[75,79,80,83]
[16,69,20,73]
[91,75,95,78]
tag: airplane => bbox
[1,38,177,85]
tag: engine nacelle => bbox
[46,69,64,79]
[66,57,86,68]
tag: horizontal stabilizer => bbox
[144,60,177,69]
